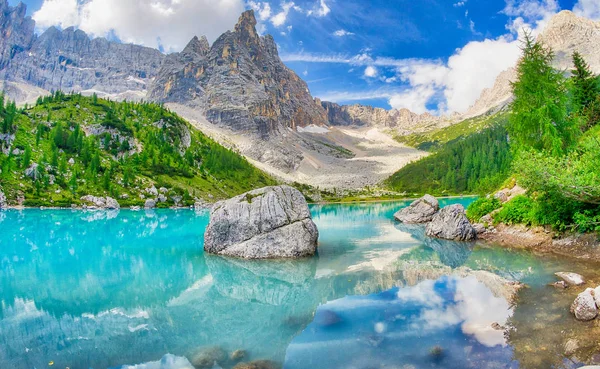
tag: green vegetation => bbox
[0,92,274,207]
[395,113,507,151]
[465,36,600,232]
[386,122,512,196]
[465,197,502,222]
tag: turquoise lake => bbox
[0,199,598,369]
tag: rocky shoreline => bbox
[479,223,600,262]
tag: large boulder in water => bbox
[571,288,598,321]
[426,204,477,241]
[204,186,319,259]
[394,195,439,224]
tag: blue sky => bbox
[11,0,597,113]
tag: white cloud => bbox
[33,0,245,53]
[388,85,437,114]
[573,0,600,20]
[334,29,354,37]
[364,66,378,78]
[454,1,467,7]
[315,0,331,17]
[270,1,300,27]
[503,0,559,36]
[248,1,272,21]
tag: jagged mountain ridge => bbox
[0,0,164,101]
[148,10,328,138]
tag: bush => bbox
[494,195,536,225]
[466,197,502,222]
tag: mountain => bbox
[321,100,460,134]
[464,10,600,118]
[0,0,164,102]
[148,10,328,138]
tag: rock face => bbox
[0,189,6,208]
[394,195,439,224]
[148,10,328,138]
[0,1,164,101]
[571,288,598,321]
[426,204,477,241]
[204,185,319,259]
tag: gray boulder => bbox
[570,288,598,321]
[105,197,120,210]
[426,204,477,241]
[204,185,319,259]
[144,199,156,209]
[0,190,6,209]
[394,195,439,224]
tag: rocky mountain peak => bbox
[234,10,260,46]
[182,35,210,56]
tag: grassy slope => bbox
[0,93,275,207]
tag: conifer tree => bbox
[509,33,575,156]
[571,51,598,113]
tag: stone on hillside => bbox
[426,204,477,241]
[0,190,6,208]
[494,190,509,203]
[144,199,156,209]
[570,288,598,321]
[158,194,167,203]
[146,186,158,196]
[80,195,106,208]
[68,158,75,165]
[204,185,319,259]
[394,194,439,224]
[24,163,40,181]
[555,272,585,286]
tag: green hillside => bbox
[386,115,512,196]
[0,92,275,207]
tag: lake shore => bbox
[480,223,600,262]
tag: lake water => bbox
[0,199,598,369]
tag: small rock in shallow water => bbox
[190,347,227,369]
[551,281,569,289]
[230,350,246,361]
[556,272,585,286]
[233,360,282,369]
[570,288,598,321]
[564,338,579,356]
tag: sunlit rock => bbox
[204,186,318,259]
[393,195,439,224]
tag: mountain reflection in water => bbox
[0,199,597,369]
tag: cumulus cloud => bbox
[32,0,245,52]
[364,66,378,78]
[503,0,559,36]
[573,0,600,21]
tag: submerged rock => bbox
[426,204,477,241]
[570,288,598,321]
[230,350,247,361]
[555,272,585,286]
[189,346,227,369]
[204,186,319,259]
[394,194,439,224]
[233,360,282,369]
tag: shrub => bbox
[466,197,502,222]
[494,195,536,225]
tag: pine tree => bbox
[22,146,32,169]
[571,52,598,113]
[509,33,575,156]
